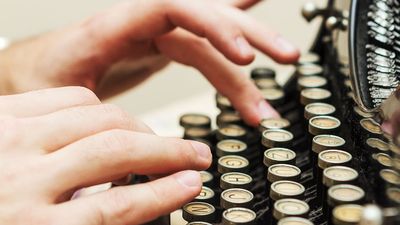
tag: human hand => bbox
[0,0,298,126]
[0,86,211,225]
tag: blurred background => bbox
[0,0,325,133]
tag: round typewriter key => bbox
[304,103,336,120]
[195,186,216,204]
[218,155,250,174]
[328,184,365,207]
[217,111,243,127]
[268,164,302,183]
[216,94,235,111]
[297,64,323,77]
[366,138,390,153]
[332,204,364,225]
[309,116,341,136]
[180,113,211,129]
[187,222,212,225]
[297,52,320,65]
[379,169,400,186]
[260,88,285,106]
[323,166,358,187]
[300,88,331,105]
[273,199,310,220]
[217,140,248,157]
[200,171,214,186]
[278,217,314,225]
[220,172,253,190]
[360,118,383,136]
[259,118,291,132]
[386,188,400,205]
[182,202,216,223]
[262,129,294,148]
[353,106,374,119]
[270,180,305,201]
[217,125,247,141]
[373,153,393,169]
[222,207,257,225]
[251,67,276,79]
[184,127,211,140]
[264,148,296,167]
[318,150,352,169]
[255,78,279,89]
[312,135,346,154]
[220,188,254,209]
[297,76,327,90]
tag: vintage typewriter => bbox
[166,1,400,225]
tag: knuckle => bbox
[99,130,133,158]
[99,104,136,129]
[69,86,100,104]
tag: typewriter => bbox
[167,0,400,225]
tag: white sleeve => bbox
[0,37,10,50]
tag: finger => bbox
[82,0,255,65]
[0,86,100,117]
[222,0,262,9]
[156,30,279,126]
[217,4,300,64]
[49,130,211,193]
[18,104,153,152]
[54,171,201,225]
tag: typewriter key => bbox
[332,204,364,225]
[262,129,294,148]
[297,76,328,90]
[260,88,285,106]
[251,67,276,79]
[318,150,352,169]
[323,166,359,187]
[217,94,235,111]
[278,217,314,225]
[222,207,257,225]
[297,52,320,65]
[218,155,250,174]
[187,222,212,225]
[184,127,212,140]
[300,88,332,105]
[379,169,400,186]
[268,164,302,183]
[270,180,305,201]
[195,186,216,204]
[312,135,346,154]
[304,103,336,120]
[297,64,323,77]
[259,118,291,132]
[255,78,279,89]
[216,139,248,157]
[373,153,393,169]
[273,199,310,220]
[220,172,253,190]
[220,188,254,209]
[309,116,341,136]
[386,188,400,205]
[264,148,297,167]
[180,113,211,129]
[217,125,247,141]
[344,79,352,90]
[200,171,214,187]
[217,111,243,127]
[328,184,365,207]
[366,138,390,153]
[360,118,383,137]
[182,202,217,223]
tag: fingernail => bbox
[190,140,211,160]
[175,170,201,188]
[236,36,253,57]
[258,100,279,119]
[275,35,298,53]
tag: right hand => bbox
[0,87,211,225]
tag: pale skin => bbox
[0,0,303,224]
